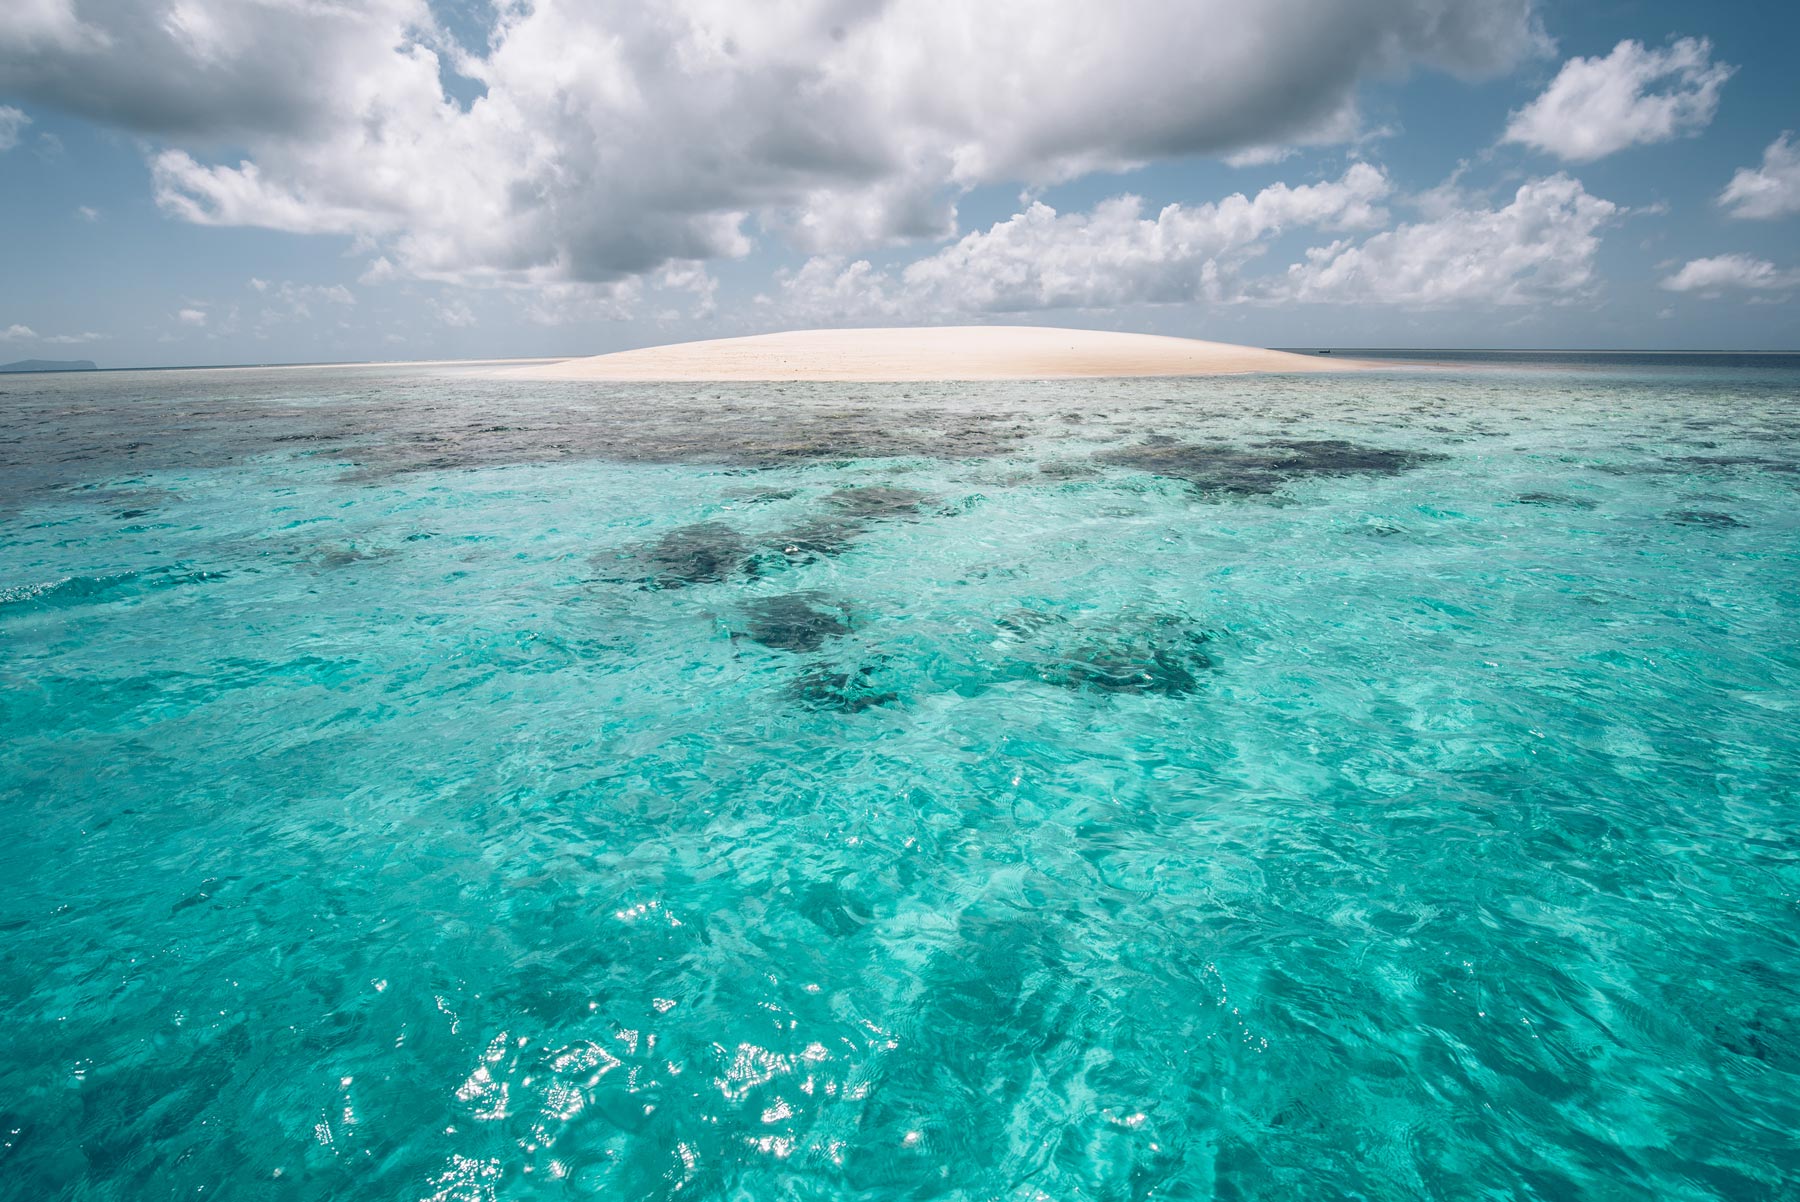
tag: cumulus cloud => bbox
[1660,254,1800,294]
[521,280,641,328]
[241,281,357,331]
[1276,175,1617,305]
[1,323,102,343]
[431,299,476,328]
[770,169,1623,320]
[655,262,721,319]
[0,105,27,150]
[1502,38,1731,162]
[2,0,1546,290]
[1718,133,1800,220]
[901,163,1392,312]
[295,283,354,307]
[177,307,208,327]
[772,164,1397,321]
[0,0,433,139]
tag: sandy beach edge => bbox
[501,327,1371,382]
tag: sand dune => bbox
[509,326,1358,382]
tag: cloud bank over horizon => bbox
[81,0,1547,285]
[0,1,1796,359]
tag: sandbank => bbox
[507,326,1361,382]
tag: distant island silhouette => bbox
[0,359,98,373]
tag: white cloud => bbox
[153,150,390,236]
[358,257,398,286]
[430,299,476,328]
[521,280,641,327]
[767,257,905,326]
[655,262,721,319]
[1,323,102,343]
[907,163,1391,312]
[1224,146,1298,169]
[0,105,27,150]
[763,179,959,256]
[305,284,355,307]
[1276,174,1617,305]
[1502,38,1731,162]
[0,2,96,56]
[0,0,427,138]
[74,204,98,221]
[769,168,1624,320]
[242,281,357,329]
[177,307,208,327]
[1219,106,1375,169]
[2,0,1546,291]
[1719,132,1800,220]
[1660,254,1800,294]
[772,164,1392,321]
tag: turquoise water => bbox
[2,358,1797,1200]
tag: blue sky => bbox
[1,0,1797,367]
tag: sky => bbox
[1,0,1797,368]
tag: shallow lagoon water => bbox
[2,357,1798,1199]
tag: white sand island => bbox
[510,326,1358,382]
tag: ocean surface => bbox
[2,355,1797,1200]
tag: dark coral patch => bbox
[997,610,1218,698]
[613,521,750,589]
[769,518,863,561]
[740,592,851,653]
[993,608,1066,640]
[1261,439,1441,475]
[1516,492,1599,510]
[767,485,934,564]
[1667,510,1744,529]
[1098,438,1445,495]
[1681,454,1798,473]
[788,662,900,712]
[824,486,930,518]
[1039,628,1215,697]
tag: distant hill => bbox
[0,359,99,373]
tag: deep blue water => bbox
[2,359,1797,1200]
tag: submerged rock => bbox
[768,517,863,561]
[1035,461,1097,480]
[1516,492,1599,510]
[997,609,1218,698]
[1667,509,1744,528]
[1097,441,1282,495]
[767,484,935,564]
[1680,454,1798,474]
[616,521,749,589]
[824,485,930,518]
[1098,437,1446,496]
[787,662,899,712]
[1262,439,1439,476]
[1040,630,1215,697]
[993,608,1067,640]
[309,543,399,569]
[739,591,851,653]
